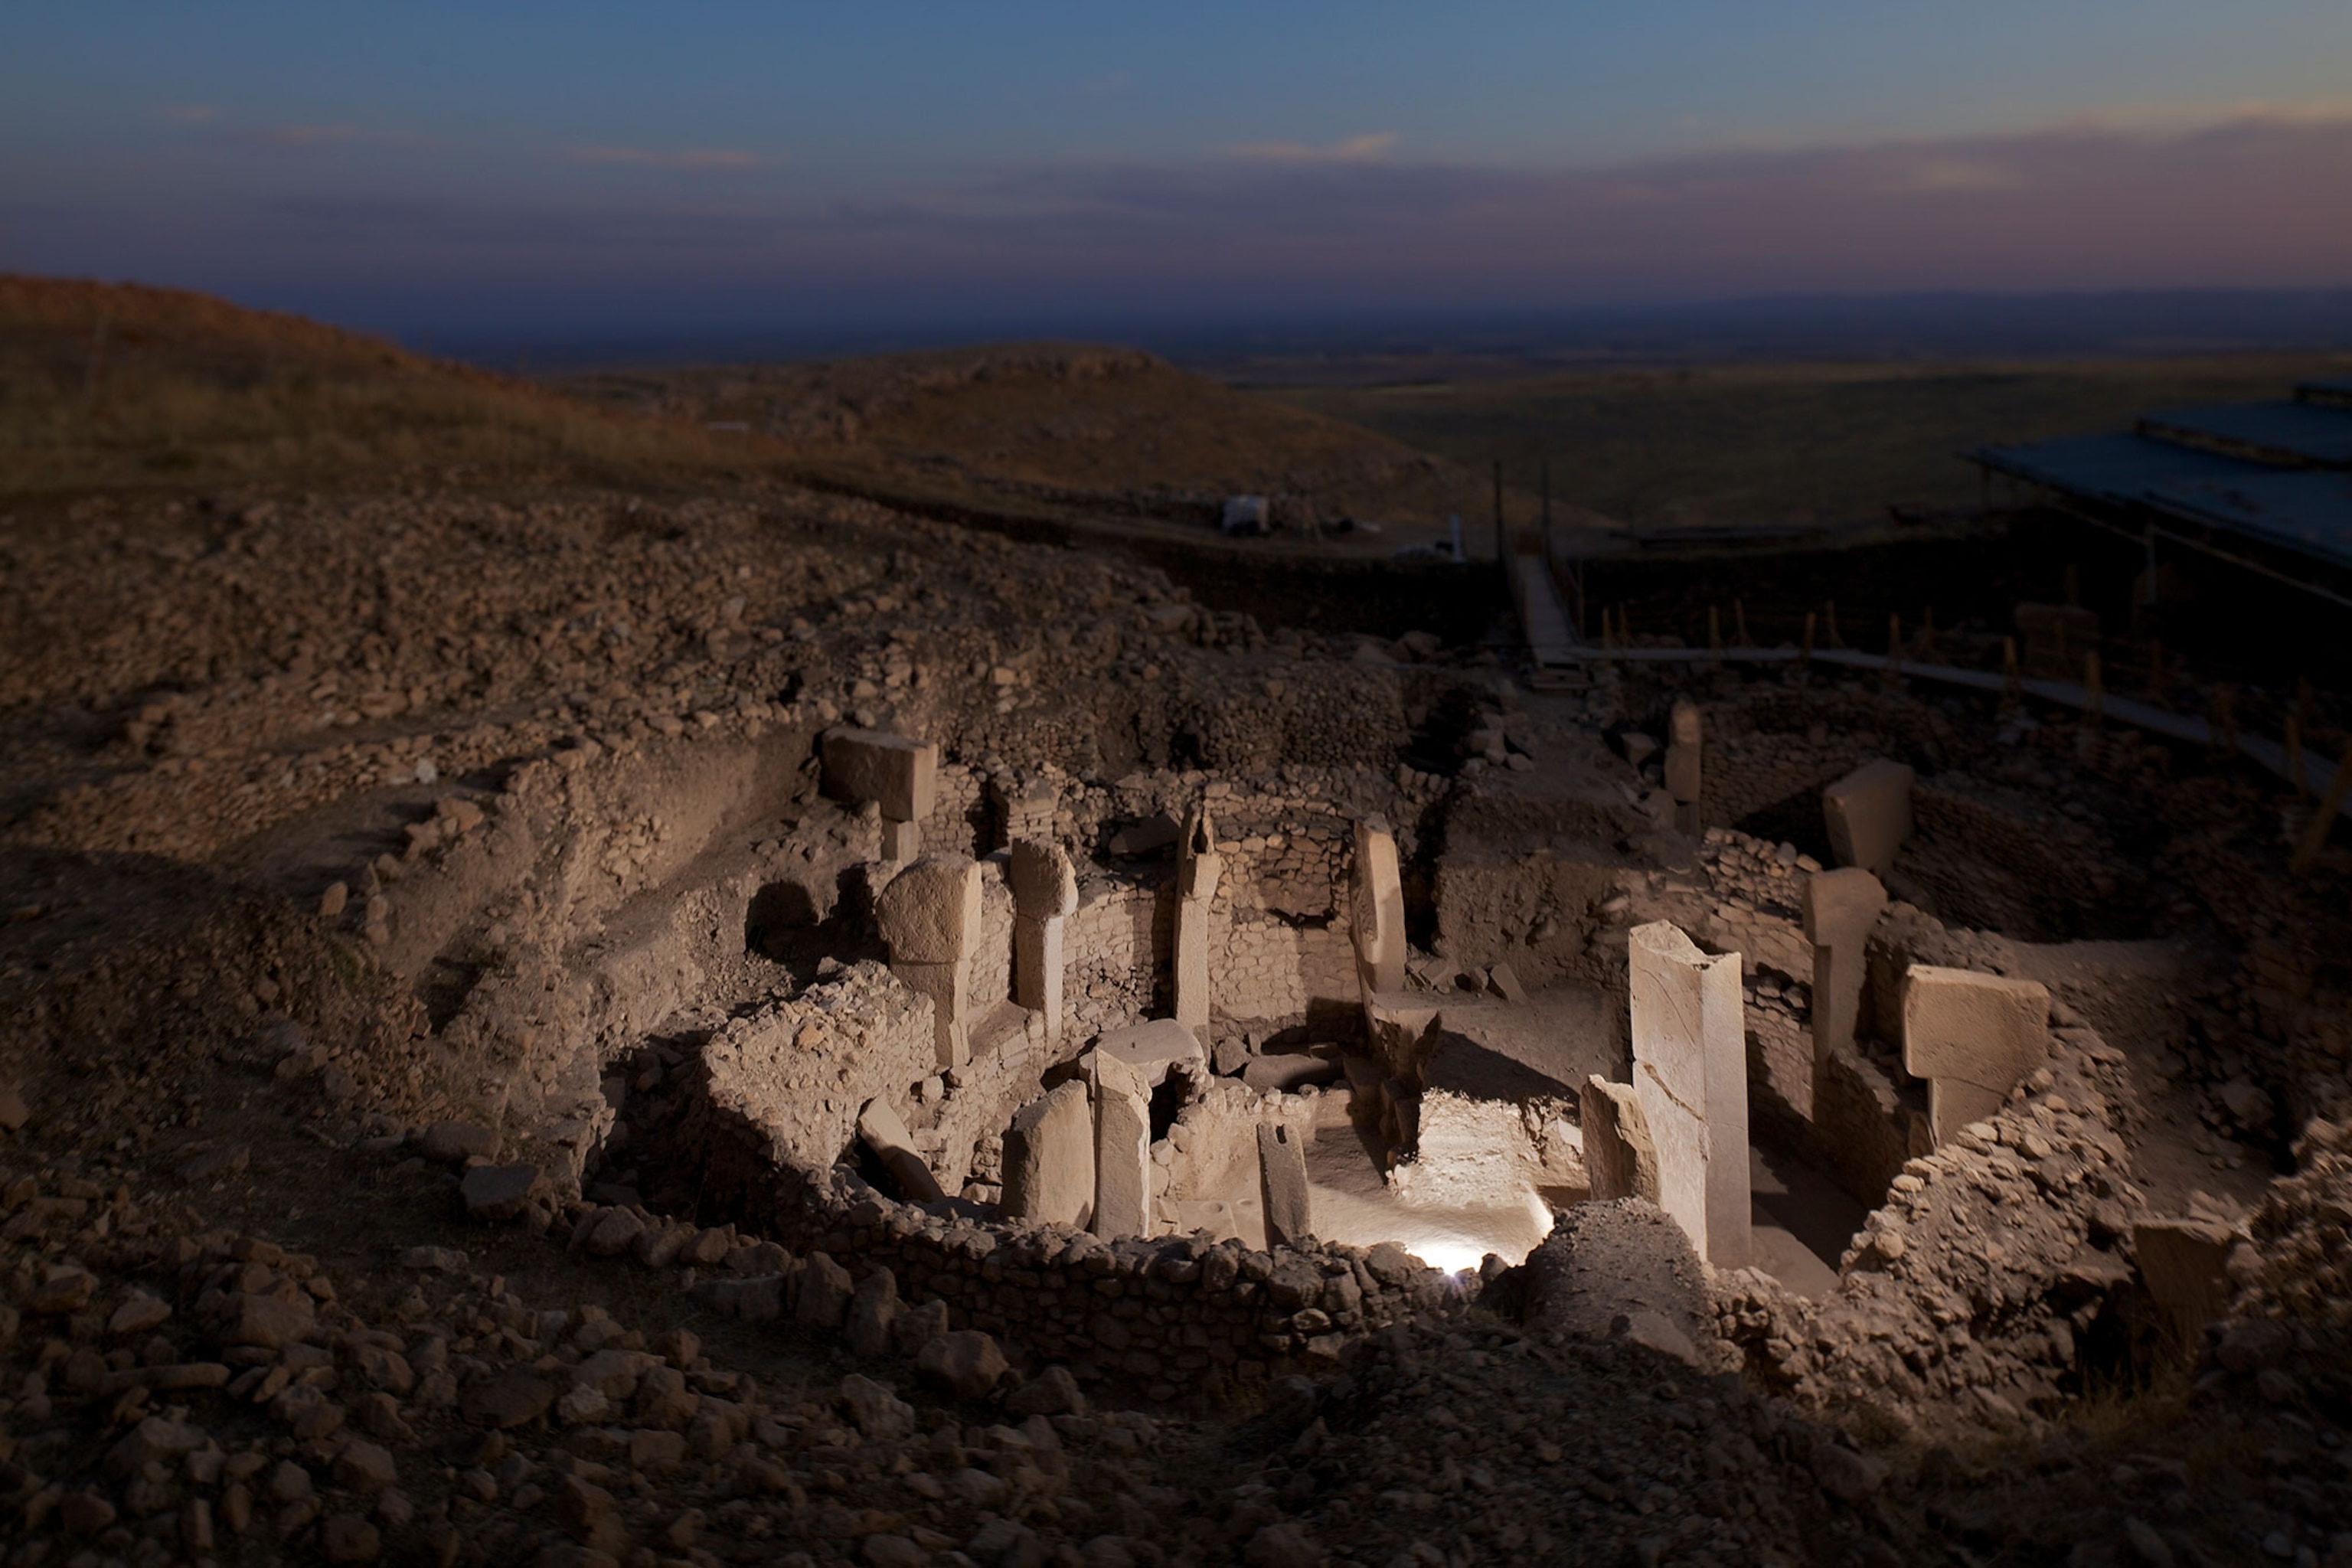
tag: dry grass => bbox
[0,276,777,495]
[1261,352,2352,534]
[557,344,1577,555]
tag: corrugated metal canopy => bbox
[1975,431,2259,507]
[2149,470,2352,566]
[1975,428,2352,572]
[2138,400,2352,468]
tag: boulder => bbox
[916,1330,1008,1400]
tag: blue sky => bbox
[4,2,2348,341]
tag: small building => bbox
[1219,495,1270,537]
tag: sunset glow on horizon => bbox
[4,2,2347,341]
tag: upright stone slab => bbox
[876,856,985,1068]
[1349,818,1407,998]
[1900,964,2049,1145]
[1801,867,1890,1099]
[1579,1076,1659,1204]
[1664,701,1703,834]
[1088,1050,1152,1240]
[1001,1080,1093,1229]
[1009,840,1079,1043]
[822,728,939,824]
[2134,1217,2236,1351]
[1256,1122,1312,1249]
[1822,759,1916,879]
[1628,921,1750,1266]
[1173,810,1223,1040]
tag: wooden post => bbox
[1801,612,1816,672]
[1733,599,1749,648]
[2292,746,2352,874]
[84,313,110,413]
[2211,685,2238,760]
[2083,652,2102,728]
[2001,637,2021,710]
[1491,459,1504,563]
[2292,682,2316,799]
[1707,605,1723,669]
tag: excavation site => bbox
[4,283,2352,1568]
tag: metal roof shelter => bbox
[1971,377,2352,601]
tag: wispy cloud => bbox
[87,109,2352,308]
[1223,132,1398,165]
[567,145,771,171]
[249,123,361,148]
[1884,156,2022,194]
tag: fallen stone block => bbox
[857,1098,945,1204]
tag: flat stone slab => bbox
[1090,1018,1207,1088]
[822,728,938,822]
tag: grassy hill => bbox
[555,345,1583,556]
[2,279,1556,559]
[0,276,762,495]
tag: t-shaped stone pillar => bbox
[1822,758,1915,880]
[822,727,938,864]
[1664,701,1704,835]
[1900,965,2049,1145]
[1087,1048,1152,1240]
[1173,809,1222,1042]
[875,854,984,1069]
[1800,867,1889,1112]
[1628,921,1749,1267]
[1349,818,1407,998]
[1008,839,1079,1043]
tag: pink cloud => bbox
[568,145,769,171]
[1222,132,1398,165]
